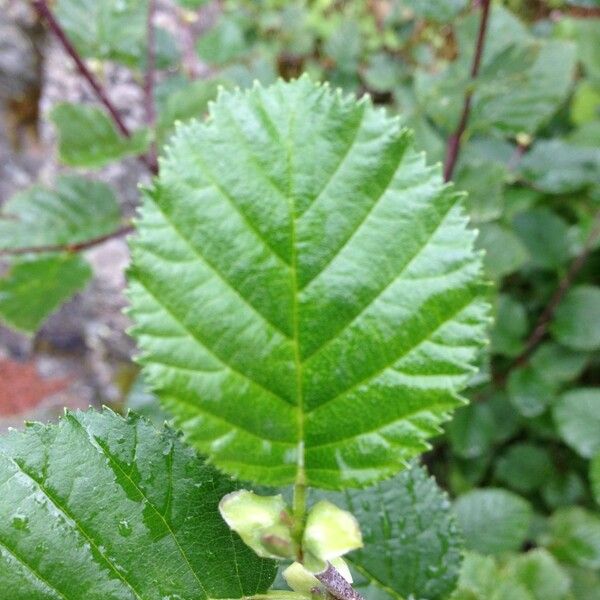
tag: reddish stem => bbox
[32,0,158,174]
[144,0,157,126]
[443,0,492,182]
[510,211,600,370]
[0,225,134,257]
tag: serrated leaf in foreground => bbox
[315,464,462,600]
[128,77,489,489]
[0,409,275,600]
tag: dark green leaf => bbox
[55,0,179,68]
[51,103,151,168]
[317,464,461,600]
[476,223,528,279]
[196,15,249,65]
[494,444,554,494]
[128,77,489,489]
[454,488,533,555]
[410,0,468,22]
[0,255,91,333]
[554,388,600,458]
[551,286,600,351]
[447,403,496,459]
[541,507,600,569]
[0,409,276,599]
[530,343,589,386]
[491,295,528,358]
[512,209,571,270]
[591,454,600,506]
[518,140,600,194]
[507,366,555,418]
[504,549,571,600]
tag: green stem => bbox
[292,478,307,546]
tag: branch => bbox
[32,0,158,174]
[315,563,365,600]
[508,210,600,370]
[443,0,492,182]
[144,0,157,127]
[144,0,159,170]
[0,225,133,257]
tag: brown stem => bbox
[443,0,492,182]
[144,0,158,169]
[315,564,364,600]
[144,0,157,127]
[0,225,133,257]
[32,0,158,174]
[509,210,600,371]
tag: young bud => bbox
[283,561,321,595]
[303,500,363,562]
[219,490,297,559]
[284,557,353,595]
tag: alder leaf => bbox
[0,255,92,333]
[128,77,489,489]
[0,176,121,251]
[0,409,276,599]
[454,488,533,555]
[55,0,179,69]
[316,464,462,600]
[51,104,151,168]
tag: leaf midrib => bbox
[284,105,306,486]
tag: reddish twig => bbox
[0,225,133,257]
[443,0,492,182]
[32,0,158,174]
[144,0,159,170]
[144,0,157,127]
[509,210,600,370]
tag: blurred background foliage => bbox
[0,0,599,598]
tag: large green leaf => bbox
[0,176,121,251]
[0,255,92,333]
[550,286,600,351]
[128,77,489,489]
[51,104,151,169]
[317,464,462,600]
[0,409,276,599]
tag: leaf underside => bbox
[0,409,275,600]
[128,77,489,489]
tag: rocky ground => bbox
[0,0,216,428]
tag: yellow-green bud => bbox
[303,500,363,562]
[219,490,297,559]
